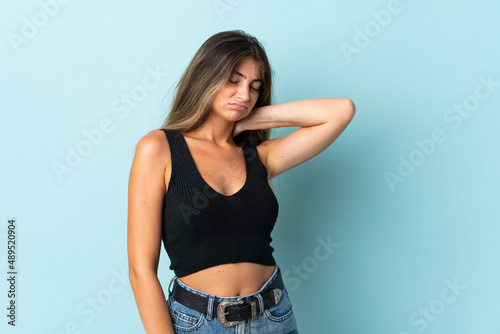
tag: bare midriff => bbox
[178,262,276,297]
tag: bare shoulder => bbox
[133,129,171,171]
[136,129,169,154]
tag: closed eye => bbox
[229,79,260,92]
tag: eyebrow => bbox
[233,71,263,83]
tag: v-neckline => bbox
[179,133,248,198]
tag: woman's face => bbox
[211,57,262,121]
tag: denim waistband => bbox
[168,264,280,303]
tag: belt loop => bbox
[255,293,264,314]
[206,295,215,320]
[168,276,176,297]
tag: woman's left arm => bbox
[233,98,355,180]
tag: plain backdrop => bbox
[1,0,499,333]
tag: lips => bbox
[229,102,248,111]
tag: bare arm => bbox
[127,130,174,334]
[233,98,356,179]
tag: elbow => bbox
[342,98,356,121]
[129,267,139,286]
[129,266,137,282]
[128,266,158,286]
[329,98,355,125]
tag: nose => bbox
[236,84,250,103]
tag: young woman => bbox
[127,30,355,333]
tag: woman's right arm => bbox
[127,130,174,334]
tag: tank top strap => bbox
[240,143,259,179]
[160,128,265,183]
[159,129,199,179]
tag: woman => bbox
[127,30,355,333]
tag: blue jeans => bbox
[166,265,299,333]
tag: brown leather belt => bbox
[169,268,285,327]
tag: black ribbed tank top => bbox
[160,129,279,278]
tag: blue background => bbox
[1,0,499,333]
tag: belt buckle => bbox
[217,299,258,327]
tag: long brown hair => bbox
[160,30,273,147]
